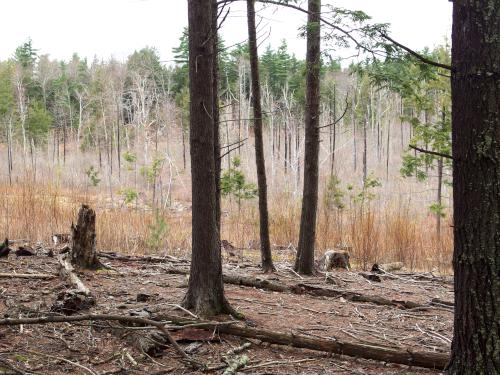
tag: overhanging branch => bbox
[217,0,452,71]
[409,145,453,160]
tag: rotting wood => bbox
[57,255,91,296]
[0,312,449,370]
[222,274,425,310]
[70,205,101,269]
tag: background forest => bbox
[0,32,452,271]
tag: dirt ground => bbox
[0,246,453,375]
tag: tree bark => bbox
[183,0,231,316]
[247,0,275,273]
[295,0,321,274]
[447,0,500,373]
[212,0,222,233]
[70,205,101,270]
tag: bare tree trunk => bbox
[436,155,443,240]
[212,0,221,233]
[247,0,275,272]
[183,0,232,316]
[447,0,499,372]
[363,117,368,184]
[116,101,122,180]
[386,107,391,181]
[330,84,337,175]
[295,0,321,275]
[352,97,357,172]
[181,117,186,170]
[6,117,13,185]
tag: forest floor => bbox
[0,245,453,375]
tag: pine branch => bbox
[409,145,453,160]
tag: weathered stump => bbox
[70,205,100,269]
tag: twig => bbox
[242,358,316,371]
[379,33,452,71]
[0,357,30,375]
[284,266,303,279]
[318,95,350,129]
[24,349,99,375]
[0,314,204,370]
[168,304,199,319]
[409,145,453,160]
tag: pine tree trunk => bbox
[212,0,221,233]
[70,205,100,269]
[183,0,230,316]
[447,0,499,373]
[295,0,321,275]
[247,0,275,272]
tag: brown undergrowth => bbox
[0,178,452,273]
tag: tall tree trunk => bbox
[183,0,232,317]
[330,84,336,175]
[436,155,443,241]
[247,0,275,272]
[212,0,221,233]
[295,0,321,275]
[363,117,368,184]
[447,0,499,373]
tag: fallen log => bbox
[0,273,56,279]
[98,251,188,265]
[148,311,449,370]
[95,251,429,310]
[223,274,424,310]
[57,255,91,296]
[0,312,450,370]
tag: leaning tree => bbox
[447,0,499,372]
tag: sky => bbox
[0,0,452,64]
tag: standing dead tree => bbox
[70,204,101,270]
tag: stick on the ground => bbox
[0,312,449,370]
[110,253,432,310]
[0,273,56,279]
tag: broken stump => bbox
[70,204,101,269]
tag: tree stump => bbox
[70,205,100,269]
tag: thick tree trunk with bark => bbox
[295,0,321,274]
[70,205,101,269]
[183,0,231,316]
[247,0,275,273]
[212,0,222,233]
[447,0,500,373]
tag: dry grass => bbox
[0,175,452,273]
